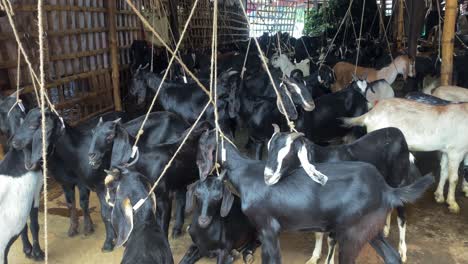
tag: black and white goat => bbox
[0,148,43,264]
[104,167,174,264]
[181,176,259,264]
[0,92,45,261]
[264,126,421,262]
[197,129,434,264]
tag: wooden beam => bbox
[108,0,122,111]
[396,0,404,49]
[441,0,457,86]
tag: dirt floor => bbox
[8,152,468,264]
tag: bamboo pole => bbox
[396,0,404,49]
[108,0,122,111]
[441,0,457,86]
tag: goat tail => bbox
[387,174,434,208]
[340,114,367,128]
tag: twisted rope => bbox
[37,0,48,262]
[236,0,296,132]
[354,0,366,74]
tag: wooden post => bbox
[108,0,122,111]
[396,0,404,49]
[441,0,457,86]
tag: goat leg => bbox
[326,234,337,264]
[97,189,115,252]
[172,189,186,239]
[179,244,202,264]
[20,225,32,258]
[78,184,94,236]
[306,232,323,264]
[216,249,234,264]
[29,206,45,260]
[156,191,172,238]
[370,233,402,264]
[63,184,79,237]
[396,207,407,263]
[242,239,260,264]
[259,224,281,264]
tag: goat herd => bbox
[1,33,468,264]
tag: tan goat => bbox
[332,55,415,92]
[342,98,468,214]
[432,85,468,102]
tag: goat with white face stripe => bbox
[265,125,423,263]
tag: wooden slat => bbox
[14,4,107,12]
[49,48,108,61]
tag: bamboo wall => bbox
[0,0,143,125]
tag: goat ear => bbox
[272,123,280,133]
[112,197,134,248]
[185,181,197,214]
[98,117,103,126]
[220,184,234,217]
[297,145,328,186]
[276,84,298,120]
[110,125,132,167]
[30,116,55,167]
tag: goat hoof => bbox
[23,243,33,258]
[101,242,115,253]
[305,257,319,264]
[31,247,45,261]
[434,192,445,204]
[243,251,254,264]
[383,227,390,237]
[68,227,79,237]
[172,228,183,239]
[448,203,460,214]
[83,224,95,236]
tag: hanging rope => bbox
[354,0,366,74]
[236,0,296,132]
[125,0,210,97]
[129,0,201,153]
[8,46,25,115]
[240,37,251,79]
[319,0,354,67]
[37,0,48,262]
[377,2,395,64]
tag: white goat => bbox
[270,53,310,77]
[332,55,415,92]
[431,86,468,102]
[342,98,468,213]
[0,150,43,264]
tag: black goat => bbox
[197,129,434,264]
[283,77,368,144]
[129,69,237,135]
[88,115,204,238]
[405,92,453,105]
[180,176,259,264]
[264,127,421,262]
[233,71,315,159]
[0,92,45,261]
[11,109,153,251]
[104,167,174,264]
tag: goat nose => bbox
[11,139,20,149]
[89,153,96,160]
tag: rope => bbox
[37,0,48,262]
[133,101,211,212]
[236,0,296,132]
[319,0,354,67]
[129,0,201,152]
[354,0,366,74]
[376,3,395,64]
[240,37,251,79]
[125,0,210,97]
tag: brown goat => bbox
[332,55,415,92]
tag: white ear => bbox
[297,145,328,185]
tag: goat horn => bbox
[272,123,280,133]
[9,88,24,98]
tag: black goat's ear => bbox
[220,184,234,217]
[276,84,298,120]
[112,197,134,248]
[185,181,197,214]
[110,126,132,166]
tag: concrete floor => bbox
[8,153,468,264]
